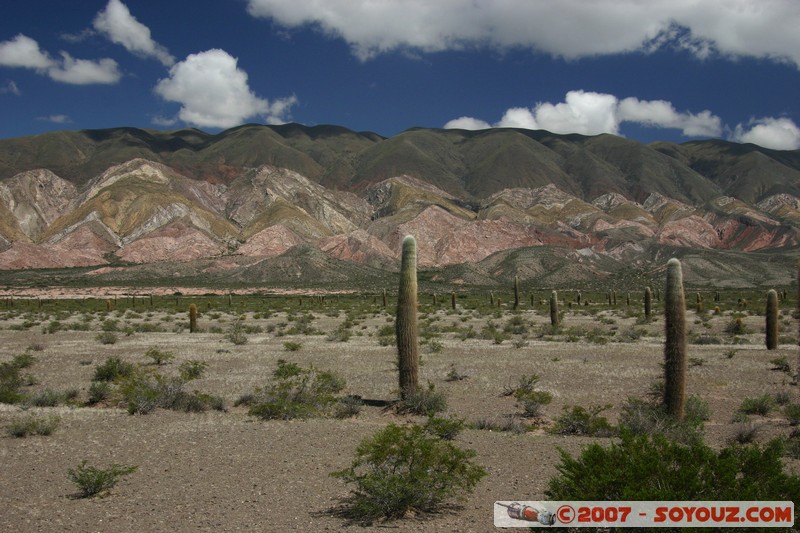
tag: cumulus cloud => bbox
[93,0,175,66]
[0,34,53,70]
[47,52,121,85]
[444,90,723,138]
[36,114,72,124]
[442,116,491,130]
[245,0,800,66]
[0,34,120,85]
[154,49,297,128]
[731,117,800,150]
[1,80,21,95]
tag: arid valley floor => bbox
[1,292,798,531]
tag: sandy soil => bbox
[1,303,798,532]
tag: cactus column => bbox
[644,286,652,320]
[513,276,520,310]
[189,304,198,333]
[396,235,419,400]
[664,258,687,419]
[549,290,559,327]
[765,289,778,350]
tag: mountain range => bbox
[0,123,798,288]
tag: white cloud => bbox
[0,80,21,95]
[47,52,121,85]
[443,116,491,130]
[530,91,620,135]
[93,0,175,66]
[154,49,297,128]
[0,34,53,70]
[731,117,800,150]
[245,0,800,67]
[36,114,72,124]
[444,90,724,138]
[0,34,121,85]
[618,97,722,137]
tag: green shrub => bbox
[506,374,552,419]
[334,395,363,419]
[95,331,118,345]
[551,404,616,437]
[68,460,137,498]
[546,432,799,526]
[423,415,465,440]
[11,353,36,368]
[144,348,174,365]
[739,394,774,416]
[226,319,248,345]
[247,361,346,420]
[87,381,111,405]
[5,414,60,437]
[331,423,487,523]
[93,357,134,382]
[178,360,208,381]
[396,382,447,416]
[784,404,800,426]
[619,396,707,445]
[770,356,791,373]
[27,388,65,407]
[283,341,303,352]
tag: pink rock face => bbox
[657,216,722,248]
[116,222,225,263]
[0,240,107,269]
[238,225,304,257]
[392,205,568,267]
[319,229,397,263]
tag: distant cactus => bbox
[382,288,387,308]
[550,290,559,327]
[513,276,520,310]
[451,291,456,310]
[189,304,198,333]
[644,286,652,320]
[396,236,419,399]
[489,291,495,306]
[765,289,778,350]
[664,258,687,419]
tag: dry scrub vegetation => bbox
[1,290,798,531]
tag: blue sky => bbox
[1,0,799,150]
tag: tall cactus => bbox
[396,235,419,399]
[664,258,687,419]
[189,303,198,333]
[513,276,520,310]
[644,286,652,320]
[765,289,778,350]
[549,290,559,327]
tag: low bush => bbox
[178,360,207,381]
[551,404,616,437]
[739,394,774,416]
[423,415,465,440]
[5,414,60,437]
[93,357,135,382]
[396,382,447,416]
[247,360,347,420]
[619,395,708,445]
[68,460,137,498]
[331,423,487,523]
[546,432,799,526]
[144,348,174,365]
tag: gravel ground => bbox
[1,304,798,532]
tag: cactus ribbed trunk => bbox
[664,258,687,419]
[189,304,198,333]
[549,290,559,327]
[396,236,419,400]
[382,288,387,308]
[765,289,778,350]
[490,291,495,306]
[451,291,456,310]
[644,286,652,320]
[513,276,520,310]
